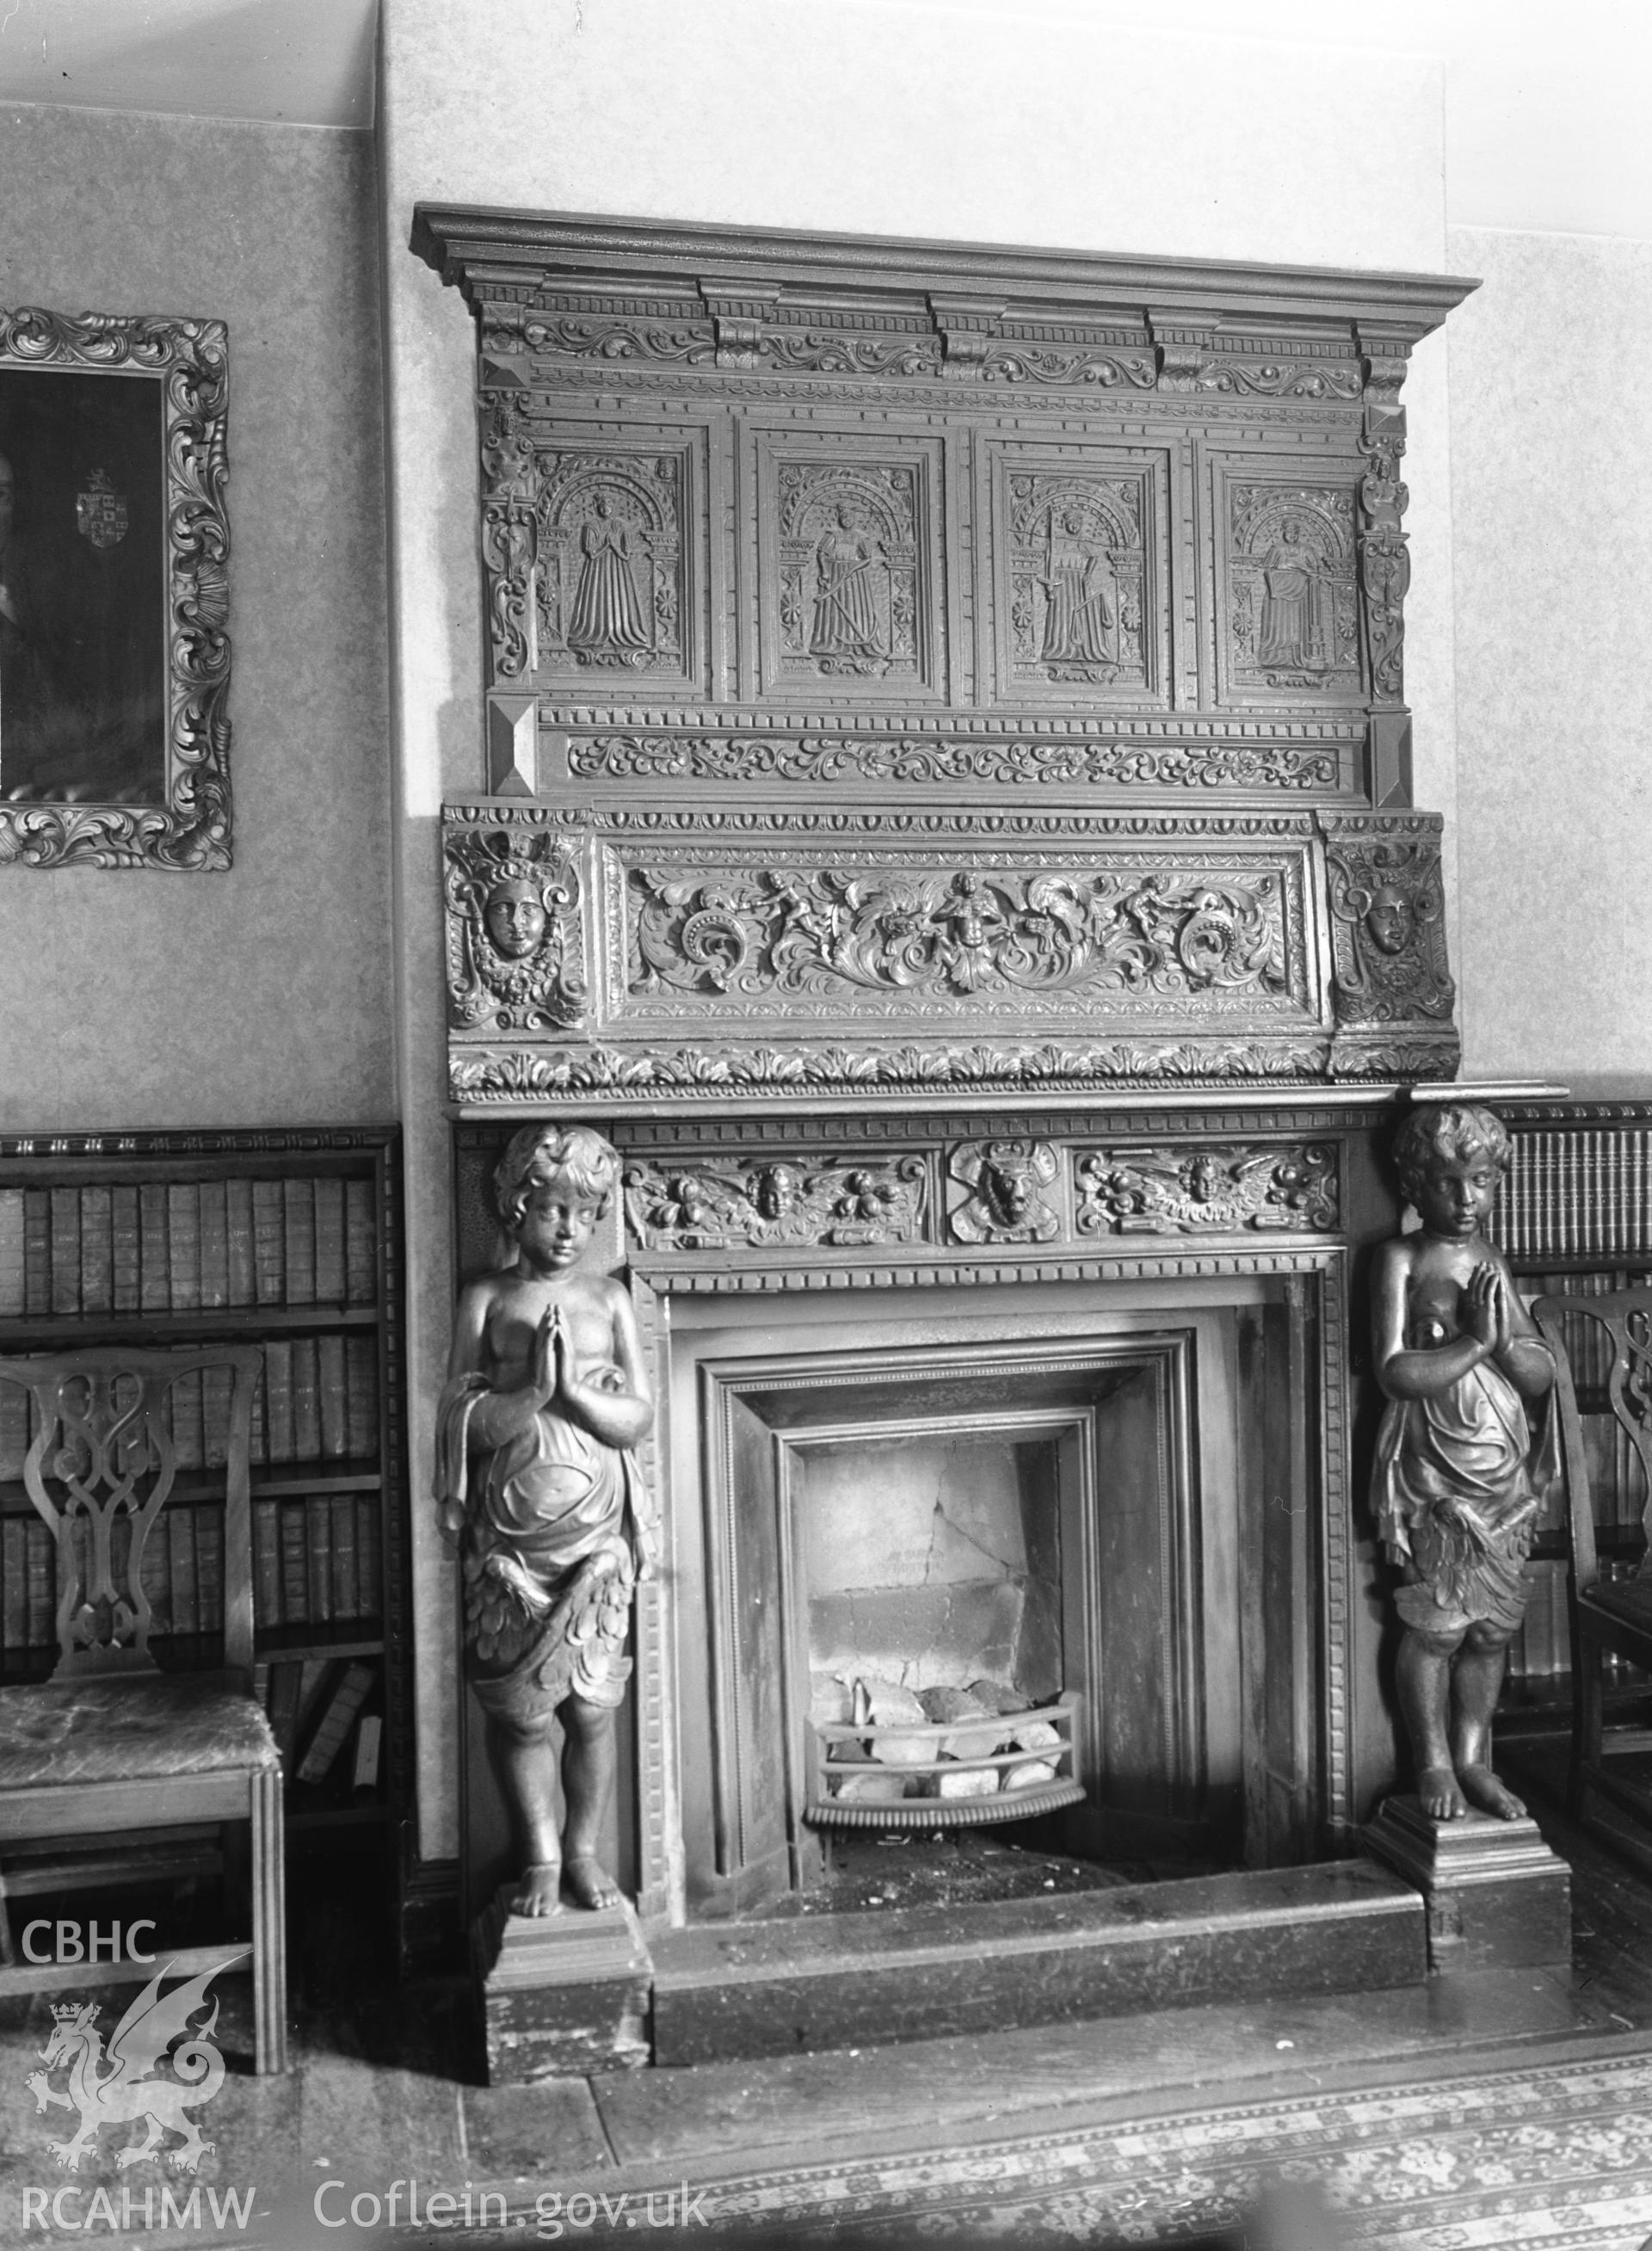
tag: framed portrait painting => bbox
[0,306,231,870]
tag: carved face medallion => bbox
[484,879,548,960]
[1364,886,1415,957]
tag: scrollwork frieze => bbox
[1075,1140,1339,1235]
[627,861,1296,1013]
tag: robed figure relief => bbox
[1039,507,1114,666]
[566,496,651,663]
[1257,519,1332,670]
[809,504,885,663]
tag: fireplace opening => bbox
[798,1428,1084,1828]
[677,1296,1279,1919]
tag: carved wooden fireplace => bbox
[422,210,1476,2051]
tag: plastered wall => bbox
[1446,223,1652,1084]
[0,105,393,1127]
[378,0,1458,1859]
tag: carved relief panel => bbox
[986,446,1170,706]
[622,847,1310,1028]
[1211,462,1364,706]
[753,431,948,703]
[480,401,708,699]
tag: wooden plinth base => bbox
[472,1886,653,2084]
[1364,1795,1571,1972]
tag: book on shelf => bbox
[352,1712,383,1795]
[24,1518,53,1650]
[306,1496,333,1625]
[0,1188,24,1317]
[79,1185,113,1315]
[345,1178,376,1304]
[226,1176,256,1304]
[22,1188,49,1317]
[330,1494,359,1618]
[254,1499,281,1630]
[314,1176,346,1305]
[317,1335,348,1459]
[253,1179,285,1305]
[297,1661,375,1784]
[283,1179,317,1306]
[111,1183,140,1312]
[280,1502,308,1623]
[2,1515,27,1650]
[167,1184,200,1311]
[198,1180,230,1311]
[345,1335,378,1459]
[49,1187,80,1316]
[292,1339,322,1463]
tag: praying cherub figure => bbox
[1372,1103,1556,1822]
[435,1125,655,1915]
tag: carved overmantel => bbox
[416,209,1474,1106]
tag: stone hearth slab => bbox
[648,1858,1424,2066]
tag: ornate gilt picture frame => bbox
[0,306,230,870]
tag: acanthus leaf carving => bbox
[448,1037,1335,1107]
[624,1153,928,1252]
[948,1138,1063,1243]
[626,863,1292,1010]
[1076,1141,1339,1236]
[444,826,587,1033]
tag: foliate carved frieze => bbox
[623,1153,927,1251]
[566,731,1342,792]
[447,1039,1336,1108]
[1075,1142,1339,1235]
[1226,483,1360,697]
[947,1139,1063,1243]
[1321,813,1454,1027]
[626,860,1298,1018]
[445,826,586,1033]
[587,731,1345,792]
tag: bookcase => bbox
[0,1127,411,1903]
[1495,1102,1652,1717]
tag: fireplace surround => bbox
[423,212,1485,2051]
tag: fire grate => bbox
[805,1693,1083,1830]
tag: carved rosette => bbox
[1321,813,1454,1028]
[444,826,586,1033]
[1076,1143,1339,1236]
[624,1154,927,1252]
[947,1139,1063,1243]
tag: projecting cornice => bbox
[410,205,1477,355]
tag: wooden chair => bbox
[1532,1286,1652,1845]
[0,1347,286,2072]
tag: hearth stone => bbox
[1364,1795,1571,1971]
[647,1859,1425,2066]
[472,1888,653,2083]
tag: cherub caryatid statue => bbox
[1372,1104,1556,1822]
[435,1125,655,1915]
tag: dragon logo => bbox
[25,1957,237,2174]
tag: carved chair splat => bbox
[0,1347,287,2072]
[1533,1286,1652,1847]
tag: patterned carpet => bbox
[675,2045,1652,2248]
